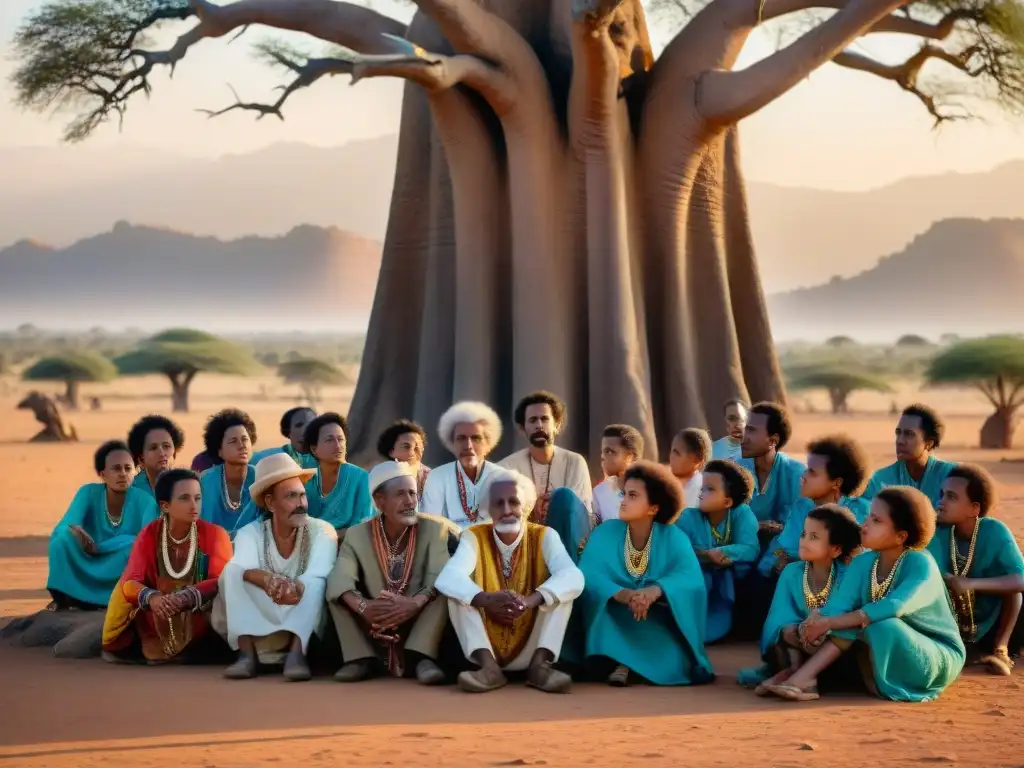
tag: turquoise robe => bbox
[199,464,256,536]
[130,472,156,499]
[758,495,870,577]
[47,483,159,606]
[579,520,714,685]
[676,504,760,642]
[863,456,954,510]
[251,443,319,469]
[823,549,966,701]
[740,452,806,525]
[926,519,1024,643]
[306,463,373,530]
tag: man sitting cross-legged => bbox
[436,468,584,693]
[328,461,460,685]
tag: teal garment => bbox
[306,463,373,530]
[823,549,966,702]
[543,487,591,666]
[711,437,743,462]
[926,519,1024,643]
[47,483,159,606]
[758,495,870,577]
[199,464,256,536]
[579,520,714,685]
[863,456,954,510]
[740,452,806,525]
[676,504,760,642]
[251,443,319,469]
[130,471,155,499]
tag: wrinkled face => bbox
[600,436,633,478]
[699,471,732,514]
[741,412,773,458]
[313,422,346,463]
[937,477,979,526]
[101,449,135,492]
[523,403,558,448]
[390,432,424,465]
[220,424,252,465]
[376,475,419,527]
[288,409,316,448]
[266,476,308,529]
[668,436,701,478]
[860,498,907,551]
[895,415,930,461]
[799,515,839,563]
[801,453,841,501]
[454,422,489,467]
[724,402,748,441]
[619,477,657,523]
[489,481,524,534]
[162,478,201,525]
[142,428,176,475]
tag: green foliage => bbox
[114,328,261,377]
[825,335,858,347]
[895,334,932,347]
[926,335,1024,385]
[22,351,117,383]
[278,357,347,385]
[785,364,893,394]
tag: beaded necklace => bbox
[949,520,979,640]
[802,561,835,610]
[527,454,553,498]
[260,519,311,576]
[455,464,480,523]
[624,527,653,579]
[372,516,417,593]
[870,550,908,602]
[104,491,124,528]
[222,465,243,511]
[709,510,732,546]
[161,518,198,579]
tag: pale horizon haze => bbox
[2,0,1024,192]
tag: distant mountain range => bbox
[4,137,1024,293]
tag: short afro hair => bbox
[154,468,200,505]
[875,486,936,550]
[805,434,871,496]
[127,414,185,464]
[478,467,538,519]
[279,406,316,438]
[203,409,256,464]
[602,424,644,460]
[513,390,567,428]
[750,401,792,450]
[674,428,712,465]
[94,440,132,474]
[703,459,755,508]
[376,419,428,460]
[901,403,945,449]
[437,401,502,455]
[304,412,349,452]
[807,503,863,560]
[946,463,998,517]
[623,461,686,525]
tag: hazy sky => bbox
[2,0,1023,191]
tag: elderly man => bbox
[215,453,338,681]
[327,461,460,685]
[436,468,584,694]
[421,401,503,529]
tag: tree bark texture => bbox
[980,407,1019,450]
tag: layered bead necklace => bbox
[949,519,979,640]
[802,561,835,610]
[624,527,653,579]
[870,550,908,602]
[260,518,311,576]
[222,465,242,512]
[455,465,480,523]
[709,511,732,546]
[104,491,124,528]
[161,518,198,579]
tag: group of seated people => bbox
[45,392,1024,702]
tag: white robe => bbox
[213,517,337,660]
[436,524,584,669]
[680,471,703,510]
[592,477,622,524]
[420,460,499,529]
[498,446,593,512]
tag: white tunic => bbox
[592,477,623,524]
[420,460,499,529]
[711,436,743,462]
[680,471,703,510]
[498,446,593,512]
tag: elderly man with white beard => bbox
[436,468,584,694]
[327,461,461,685]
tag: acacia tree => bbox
[21,351,118,409]
[113,328,259,411]
[786,363,892,413]
[278,357,348,406]
[927,336,1024,448]
[11,0,1024,465]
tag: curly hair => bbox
[674,428,712,465]
[806,434,871,496]
[478,467,538,519]
[279,406,316,438]
[703,459,755,508]
[94,440,132,474]
[876,487,936,550]
[127,414,185,464]
[807,503,863,559]
[303,412,349,453]
[154,468,200,505]
[513,390,567,428]
[947,463,998,517]
[750,401,792,450]
[437,401,502,455]
[623,461,686,525]
[602,424,644,460]
[202,409,256,464]
[901,403,945,449]
[376,419,428,460]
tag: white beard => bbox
[494,520,523,536]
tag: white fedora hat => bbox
[250,453,317,508]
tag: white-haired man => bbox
[420,401,503,529]
[435,468,584,694]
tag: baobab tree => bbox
[11,0,1024,465]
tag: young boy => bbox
[669,428,712,509]
[676,459,760,642]
[929,463,1024,675]
[592,424,643,524]
[739,503,862,693]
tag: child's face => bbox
[601,437,633,478]
[800,453,840,501]
[799,516,841,563]
[860,498,906,551]
[669,437,701,478]
[619,477,657,522]
[937,477,980,526]
[699,472,732,514]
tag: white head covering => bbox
[478,467,537,520]
[368,460,417,512]
[437,401,503,456]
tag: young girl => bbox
[765,486,966,702]
[592,424,643,524]
[738,504,861,692]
